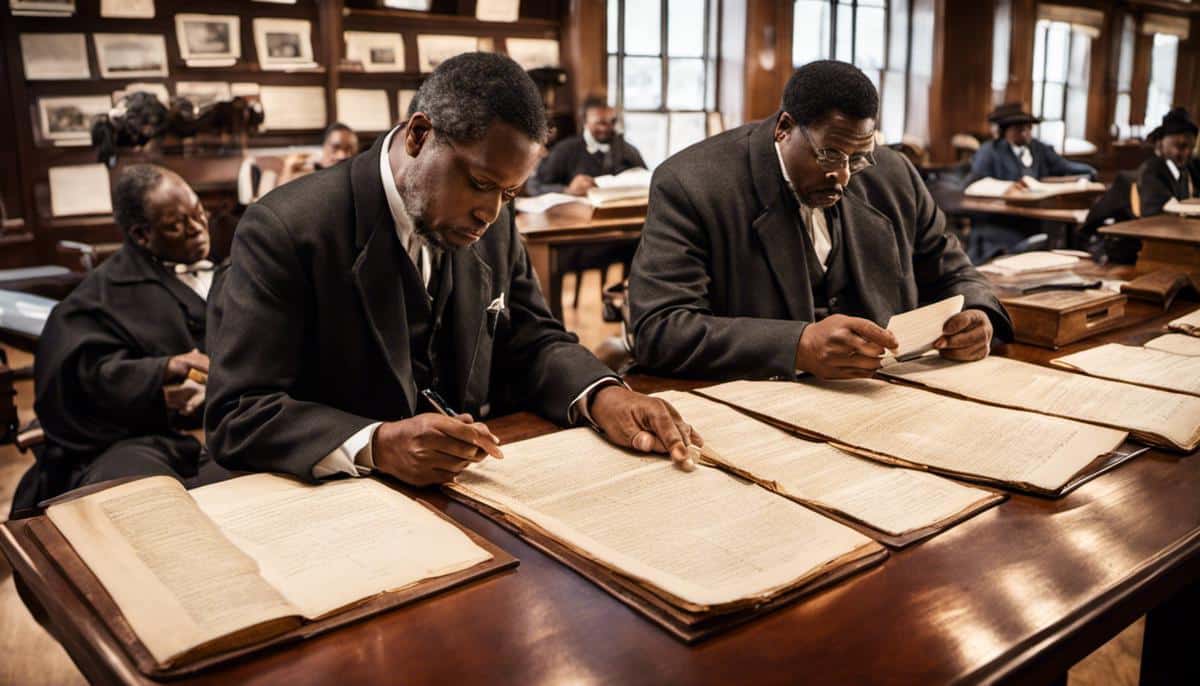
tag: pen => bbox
[421,388,457,417]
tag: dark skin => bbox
[776,111,993,379]
[320,128,360,167]
[565,105,620,196]
[374,113,702,486]
[126,170,212,403]
[1003,123,1036,190]
[1160,132,1196,170]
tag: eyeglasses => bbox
[799,126,875,175]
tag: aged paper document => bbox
[883,355,1200,451]
[191,474,492,619]
[1168,307,1200,336]
[47,477,299,666]
[884,294,964,362]
[1052,343,1200,396]
[450,428,882,611]
[1144,333,1200,357]
[698,379,1128,495]
[654,391,1001,543]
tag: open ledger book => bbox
[881,355,1200,451]
[448,428,886,640]
[1145,334,1200,357]
[43,474,509,674]
[1168,307,1200,336]
[654,391,1003,546]
[697,379,1130,497]
[1051,344,1200,396]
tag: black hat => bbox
[987,102,1042,129]
[1147,107,1198,143]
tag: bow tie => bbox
[172,260,215,275]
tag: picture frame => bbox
[9,0,75,16]
[93,33,169,79]
[253,18,316,71]
[19,33,90,80]
[175,14,241,64]
[37,95,112,144]
[416,34,481,73]
[345,31,406,73]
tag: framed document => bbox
[253,18,316,71]
[93,34,169,79]
[175,14,241,65]
[416,34,480,73]
[49,164,113,217]
[476,0,519,22]
[505,38,559,70]
[20,33,89,80]
[345,31,406,73]
[37,95,112,144]
[10,0,75,16]
[259,85,327,131]
[100,0,153,18]
[336,89,392,133]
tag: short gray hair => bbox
[412,52,548,144]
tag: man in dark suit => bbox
[964,103,1097,263]
[10,165,228,518]
[1136,107,1199,216]
[628,60,1011,382]
[527,95,646,196]
[206,53,700,486]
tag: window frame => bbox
[1031,19,1091,152]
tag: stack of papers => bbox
[1163,198,1200,217]
[977,251,1081,277]
[964,175,1104,200]
[588,167,651,206]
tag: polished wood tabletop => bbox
[1098,215,1200,243]
[958,197,1089,225]
[2,299,1198,686]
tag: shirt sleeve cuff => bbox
[311,422,381,479]
[567,376,626,428]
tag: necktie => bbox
[407,232,430,289]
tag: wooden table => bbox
[1099,215,1200,279]
[516,209,644,320]
[3,302,1199,685]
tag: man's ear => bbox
[775,112,794,142]
[405,113,434,156]
[128,225,151,249]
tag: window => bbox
[791,0,910,143]
[1113,15,1136,139]
[1031,19,1092,152]
[606,0,719,169]
[1145,33,1179,130]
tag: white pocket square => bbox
[487,292,506,312]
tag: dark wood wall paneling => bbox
[2,0,569,269]
[929,0,996,163]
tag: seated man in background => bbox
[527,95,646,196]
[10,165,229,519]
[963,103,1098,263]
[629,60,1012,382]
[1136,107,1199,216]
[207,53,699,487]
[277,122,360,186]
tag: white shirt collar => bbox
[1166,158,1181,181]
[583,128,610,155]
[774,140,832,269]
[379,126,417,247]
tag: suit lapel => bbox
[350,131,417,415]
[450,243,492,411]
[838,194,904,317]
[748,115,814,320]
[107,244,207,322]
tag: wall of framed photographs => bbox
[1,0,572,268]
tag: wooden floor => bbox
[0,265,1142,685]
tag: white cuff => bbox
[567,376,626,428]
[311,422,381,479]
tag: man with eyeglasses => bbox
[527,95,646,196]
[629,60,1011,381]
[10,164,230,518]
[206,53,701,487]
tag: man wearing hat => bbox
[1136,107,1200,216]
[963,103,1097,262]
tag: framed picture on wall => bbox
[416,35,481,73]
[10,0,75,16]
[93,34,169,79]
[383,0,432,10]
[37,95,112,144]
[175,14,241,65]
[19,33,90,80]
[253,18,316,71]
[345,31,406,73]
[99,0,154,18]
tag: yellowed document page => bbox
[46,477,299,666]
[191,474,493,620]
[884,294,964,361]
[654,391,999,539]
[698,379,1128,494]
[1168,308,1200,336]
[450,428,881,611]
[882,355,1200,451]
[1051,343,1200,396]
[1145,333,1200,357]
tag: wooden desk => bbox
[516,210,644,320]
[958,197,1090,226]
[3,303,1198,685]
[1099,216,1200,279]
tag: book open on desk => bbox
[38,474,515,676]
[446,428,887,641]
[964,175,1105,202]
[1051,343,1200,396]
[1169,307,1200,336]
[697,378,1132,497]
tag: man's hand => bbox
[165,349,209,385]
[372,413,504,486]
[565,174,597,196]
[588,385,702,471]
[933,309,993,361]
[795,314,899,380]
[282,152,313,175]
[164,380,205,416]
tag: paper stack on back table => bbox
[697,379,1128,496]
[1051,344,1200,397]
[654,391,1002,545]
[881,355,1200,451]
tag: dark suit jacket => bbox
[966,138,1097,185]
[1136,156,1200,216]
[527,134,646,195]
[206,133,614,479]
[35,242,209,457]
[628,116,1013,380]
